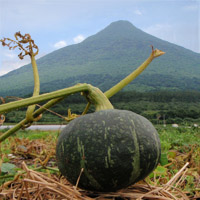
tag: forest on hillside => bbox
[1,21,200,96]
[4,90,200,125]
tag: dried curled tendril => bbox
[0,32,39,59]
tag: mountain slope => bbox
[0,20,200,96]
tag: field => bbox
[1,19,200,200]
[0,125,199,199]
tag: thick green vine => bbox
[0,32,165,142]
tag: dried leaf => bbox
[1,32,39,58]
[13,45,18,50]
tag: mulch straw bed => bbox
[0,162,192,200]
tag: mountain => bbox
[0,20,200,96]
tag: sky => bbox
[0,0,199,76]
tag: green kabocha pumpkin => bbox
[56,109,161,192]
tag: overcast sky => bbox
[0,0,199,76]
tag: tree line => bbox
[3,90,200,125]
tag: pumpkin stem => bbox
[85,85,114,111]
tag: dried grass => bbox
[0,162,191,200]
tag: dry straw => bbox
[0,162,190,200]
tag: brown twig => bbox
[75,168,84,190]
[164,162,189,190]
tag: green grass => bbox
[16,129,59,140]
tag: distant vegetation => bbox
[4,90,200,125]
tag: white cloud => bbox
[182,4,199,11]
[0,51,46,76]
[143,24,173,40]
[0,49,30,76]
[134,9,142,16]
[73,35,85,44]
[4,52,17,59]
[0,58,30,76]
[143,23,199,53]
[54,40,67,49]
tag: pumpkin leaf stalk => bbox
[25,53,41,124]
[0,84,113,114]
[0,32,41,125]
[104,46,165,98]
[0,84,113,142]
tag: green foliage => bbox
[158,126,200,152]
[1,163,17,174]
[159,153,168,166]
[149,165,168,179]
